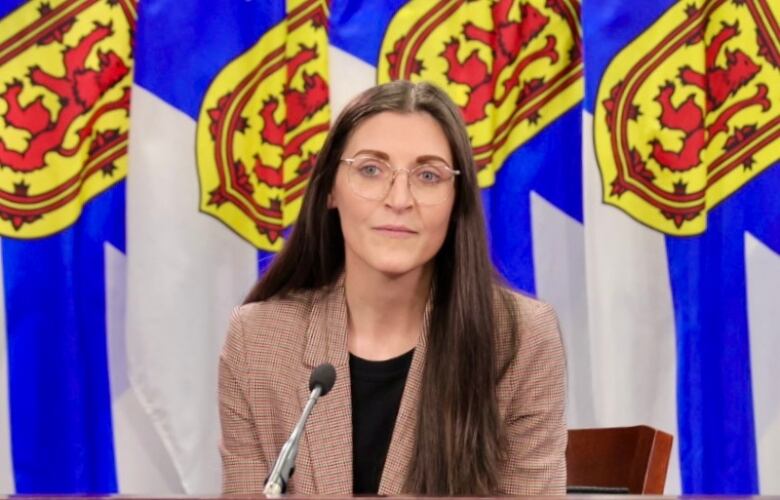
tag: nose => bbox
[384,170,414,210]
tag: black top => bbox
[349,349,414,495]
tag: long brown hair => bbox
[245,80,518,495]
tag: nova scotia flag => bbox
[1,0,779,494]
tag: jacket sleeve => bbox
[499,301,567,495]
[219,306,267,494]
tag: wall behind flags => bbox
[1,0,779,495]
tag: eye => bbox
[358,163,382,177]
[416,166,444,184]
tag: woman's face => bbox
[330,111,456,278]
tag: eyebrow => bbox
[353,149,451,165]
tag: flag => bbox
[0,0,134,492]
[1,0,779,495]
[125,0,368,490]
[584,0,780,493]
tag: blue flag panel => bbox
[2,184,125,492]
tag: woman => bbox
[219,81,566,496]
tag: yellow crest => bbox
[378,0,583,188]
[0,0,135,237]
[595,0,780,235]
[196,0,330,251]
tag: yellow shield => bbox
[595,0,780,235]
[196,0,330,251]
[0,0,136,237]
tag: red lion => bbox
[650,22,768,172]
[0,22,130,172]
[440,0,557,123]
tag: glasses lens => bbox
[409,163,455,204]
[347,157,392,200]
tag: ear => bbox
[327,192,336,209]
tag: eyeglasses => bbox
[340,155,460,205]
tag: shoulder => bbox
[224,288,317,360]
[494,286,562,353]
[495,287,556,319]
[234,289,314,333]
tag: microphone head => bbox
[309,363,336,396]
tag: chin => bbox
[345,243,435,279]
[383,260,438,279]
[376,264,421,278]
[369,257,426,278]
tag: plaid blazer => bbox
[219,278,567,495]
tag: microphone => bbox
[264,363,336,497]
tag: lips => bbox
[373,224,418,236]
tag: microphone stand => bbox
[263,385,323,497]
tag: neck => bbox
[344,264,432,361]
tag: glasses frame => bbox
[339,155,461,206]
